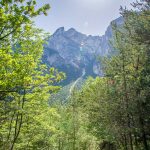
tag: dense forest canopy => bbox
[0,0,150,150]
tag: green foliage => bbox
[0,0,50,41]
[68,1,150,150]
[0,0,65,149]
[0,25,65,149]
[47,94,98,150]
[0,0,149,149]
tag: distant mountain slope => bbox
[43,17,123,85]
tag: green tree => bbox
[0,1,65,149]
[0,0,50,41]
[71,1,150,150]
[102,0,150,149]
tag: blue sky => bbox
[35,0,135,36]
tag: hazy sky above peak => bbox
[35,0,135,36]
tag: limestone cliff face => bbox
[43,17,123,85]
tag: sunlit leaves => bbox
[0,1,63,149]
[0,0,50,41]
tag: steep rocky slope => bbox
[43,17,123,85]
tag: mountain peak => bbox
[67,28,76,32]
[54,27,65,35]
[65,28,78,36]
[45,16,123,84]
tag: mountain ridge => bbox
[43,16,123,85]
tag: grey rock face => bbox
[43,17,123,85]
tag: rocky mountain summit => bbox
[43,17,123,85]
